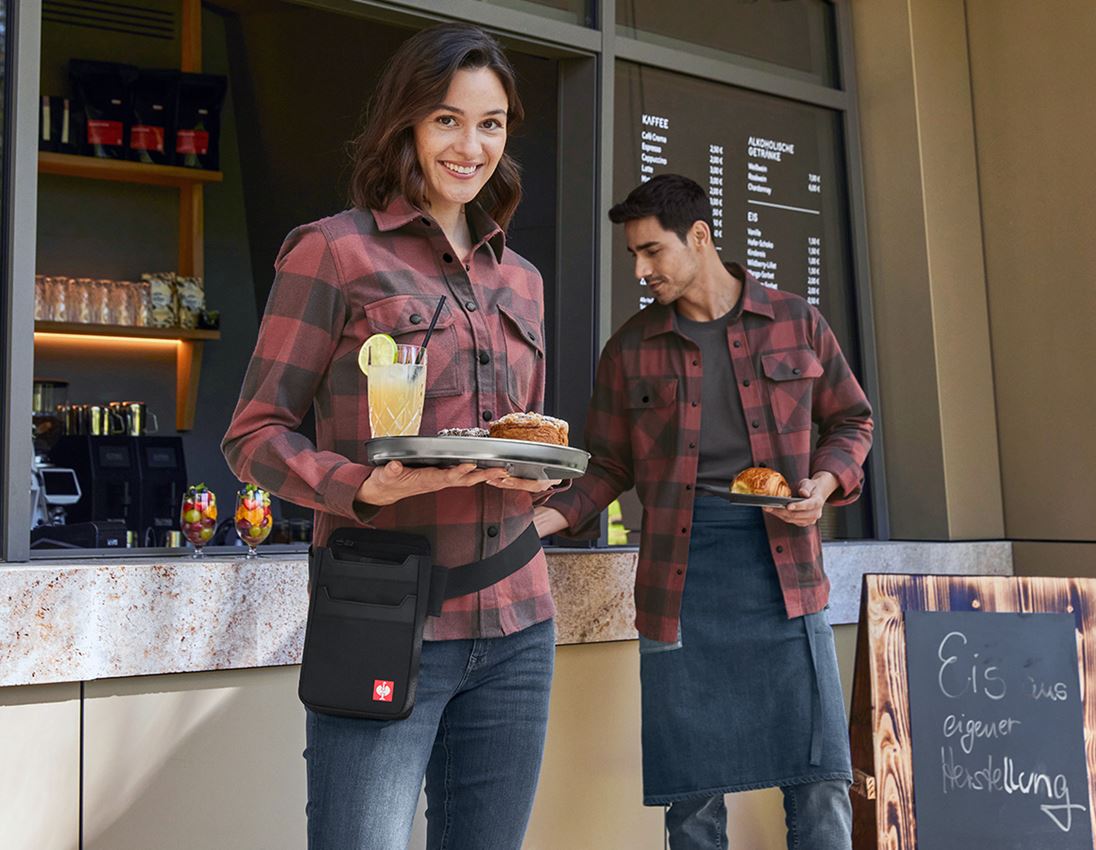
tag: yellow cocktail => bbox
[364,342,426,436]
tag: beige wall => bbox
[850,0,1004,541]
[1011,542,1096,579]
[964,0,1096,545]
[1,630,857,850]
[0,683,81,850]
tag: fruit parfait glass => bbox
[180,484,217,558]
[235,484,272,558]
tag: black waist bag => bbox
[299,523,541,721]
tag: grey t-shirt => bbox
[676,301,752,489]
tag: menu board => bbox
[613,62,860,362]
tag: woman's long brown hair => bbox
[348,23,525,229]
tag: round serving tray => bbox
[366,436,590,480]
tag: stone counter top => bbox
[0,541,1011,688]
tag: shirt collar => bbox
[641,266,775,340]
[370,196,506,263]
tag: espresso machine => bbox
[49,433,187,546]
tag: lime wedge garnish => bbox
[358,333,398,377]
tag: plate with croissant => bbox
[695,467,805,507]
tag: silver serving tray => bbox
[366,436,590,480]
[695,482,804,507]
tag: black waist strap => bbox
[427,523,542,616]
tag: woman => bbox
[223,23,560,849]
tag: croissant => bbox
[730,467,792,498]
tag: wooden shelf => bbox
[38,152,223,188]
[35,322,219,430]
[34,321,220,341]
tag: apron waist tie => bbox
[804,616,825,767]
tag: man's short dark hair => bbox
[608,174,714,242]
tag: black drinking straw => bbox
[416,295,447,364]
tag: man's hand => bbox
[486,476,562,494]
[763,471,839,527]
[533,506,568,538]
[355,461,509,507]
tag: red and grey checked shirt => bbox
[223,196,556,640]
[545,273,873,642]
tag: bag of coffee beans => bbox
[142,272,177,328]
[129,70,179,165]
[175,73,227,170]
[175,276,205,329]
[70,59,138,159]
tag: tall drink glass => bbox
[367,344,426,437]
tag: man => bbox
[535,174,872,849]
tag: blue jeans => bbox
[304,619,555,850]
[665,780,853,850]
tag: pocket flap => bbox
[367,294,456,337]
[498,303,544,355]
[761,350,823,381]
[625,378,678,408]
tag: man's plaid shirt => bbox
[223,197,556,640]
[545,273,873,642]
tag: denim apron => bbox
[638,497,852,805]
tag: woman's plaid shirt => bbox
[545,274,873,642]
[223,198,556,640]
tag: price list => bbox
[613,61,858,360]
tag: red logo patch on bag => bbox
[373,680,394,702]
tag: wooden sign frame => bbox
[849,573,1096,849]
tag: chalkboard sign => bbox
[906,611,1092,848]
[848,574,1096,850]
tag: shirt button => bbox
[743,379,750,387]
[465,300,477,311]
[689,442,696,449]
[479,352,491,365]
[691,401,698,408]
[483,410,494,422]
[733,340,742,348]
[420,217,432,227]
[752,420,760,429]
[680,527,687,534]
[685,484,692,490]
[642,395,650,403]
[526,331,536,341]
[676,568,684,576]
[442,252,454,263]
[792,367,801,376]
[487,525,499,538]
[776,545,784,554]
[409,313,423,324]
[464,264,471,271]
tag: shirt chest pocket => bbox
[366,294,463,397]
[498,303,544,407]
[625,378,678,456]
[760,349,823,434]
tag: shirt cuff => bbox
[810,448,863,507]
[323,461,381,523]
[541,489,601,540]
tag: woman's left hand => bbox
[486,476,562,493]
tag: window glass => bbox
[617,0,838,87]
[611,61,871,540]
[479,0,590,26]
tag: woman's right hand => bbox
[355,461,509,507]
